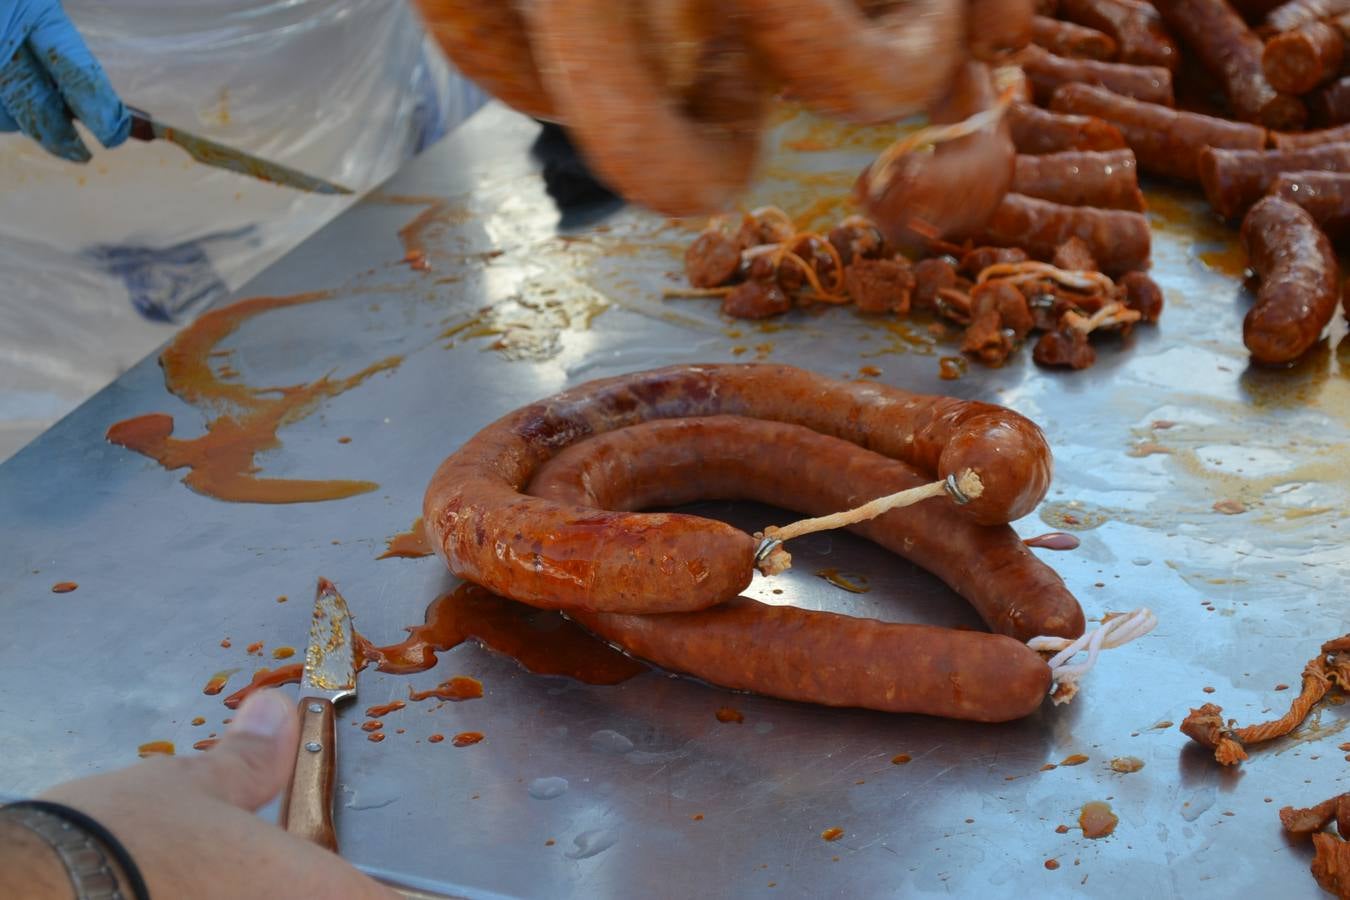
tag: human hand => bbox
[37,690,395,899]
[0,0,130,161]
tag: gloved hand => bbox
[0,0,130,161]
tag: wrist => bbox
[0,816,77,900]
[0,802,147,900]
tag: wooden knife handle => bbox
[280,696,338,852]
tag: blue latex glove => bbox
[0,0,130,161]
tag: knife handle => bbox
[280,696,337,852]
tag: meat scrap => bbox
[722,280,791,319]
[1034,325,1096,368]
[1279,792,1350,899]
[846,258,915,314]
[1052,236,1099,271]
[1181,633,1350,765]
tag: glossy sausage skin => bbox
[1240,197,1341,364]
[736,0,965,123]
[1267,170,1350,239]
[532,417,1076,722]
[528,0,767,215]
[1032,15,1118,59]
[1198,142,1350,218]
[1310,76,1350,126]
[1021,44,1175,105]
[531,417,1084,641]
[858,62,1015,247]
[1008,102,1128,153]
[1051,83,1268,181]
[423,364,1056,615]
[1262,21,1344,95]
[1268,0,1350,32]
[1012,149,1146,210]
[1059,0,1180,69]
[1152,0,1306,130]
[982,193,1151,274]
[1270,122,1350,148]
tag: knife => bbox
[126,107,353,196]
[281,576,357,851]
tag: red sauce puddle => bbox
[1023,532,1081,551]
[221,584,647,709]
[409,676,482,702]
[104,291,401,504]
[377,517,434,560]
[365,701,406,717]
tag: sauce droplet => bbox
[715,707,745,724]
[428,734,445,744]
[368,732,386,743]
[891,754,911,765]
[50,582,78,594]
[692,814,705,821]
[192,739,219,752]
[202,670,237,696]
[377,517,434,560]
[1044,859,1060,870]
[1023,532,1081,551]
[1110,756,1145,773]
[361,721,383,732]
[271,646,295,660]
[276,595,288,603]
[191,716,206,726]
[815,568,871,593]
[137,741,175,758]
[821,827,844,842]
[245,641,264,656]
[452,731,484,747]
[938,356,966,380]
[220,638,232,648]
[365,701,406,718]
[1060,754,1089,767]
[408,676,483,702]
[1078,801,1118,839]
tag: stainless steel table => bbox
[3,104,1348,898]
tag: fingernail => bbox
[57,140,91,163]
[230,690,290,738]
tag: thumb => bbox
[190,689,299,811]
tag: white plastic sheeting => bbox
[0,0,486,461]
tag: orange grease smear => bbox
[220,584,645,709]
[104,291,400,504]
[365,701,406,718]
[377,517,434,560]
[137,741,175,758]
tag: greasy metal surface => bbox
[3,104,1349,898]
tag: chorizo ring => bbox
[1198,142,1350,219]
[531,417,1080,722]
[1031,15,1119,60]
[1058,0,1180,70]
[981,192,1151,274]
[735,0,966,123]
[1020,44,1175,105]
[1012,148,1146,210]
[412,1,556,120]
[422,364,1055,615]
[1262,21,1343,96]
[1267,170,1350,240]
[1240,196,1341,365]
[1007,102,1128,153]
[527,0,768,215]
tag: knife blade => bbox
[127,107,353,195]
[280,576,357,852]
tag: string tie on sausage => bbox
[753,470,984,575]
[1027,608,1157,704]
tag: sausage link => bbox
[574,602,1052,721]
[858,62,1015,247]
[1050,82,1267,181]
[1267,0,1350,33]
[1032,15,1119,59]
[1262,21,1344,95]
[1270,122,1350,148]
[1198,142,1350,218]
[969,0,1036,60]
[1240,196,1341,363]
[1058,0,1180,70]
[413,1,556,120]
[736,0,965,123]
[528,0,768,215]
[1309,75,1350,125]
[981,192,1151,274]
[1152,0,1307,129]
[1267,170,1350,239]
[1008,101,1128,153]
[1021,44,1176,105]
[530,416,1084,641]
[1011,148,1146,210]
[422,364,1056,614]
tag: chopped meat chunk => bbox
[971,281,1035,339]
[828,221,885,266]
[1280,796,1342,835]
[1034,327,1096,369]
[960,246,1029,277]
[913,257,959,310]
[1119,271,1164,323]
[845,258,915,314]
[961,308,1015,365]
[777,235,838,294]
[1051,236,1098,272]
[685,230,745,288]
[722,280,790,320]
[1311,833,1350,900]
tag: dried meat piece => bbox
[914,257,960,310]
[962,308,1016,365]
[960,245,1030,277]
[845,258,916,314]
[1034,327,1096,368]
[972,280,1036,338]
[1119,271,1164,322]
[722,280,791,319]
[828,220,886,266]
[1311,833,1350,900]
